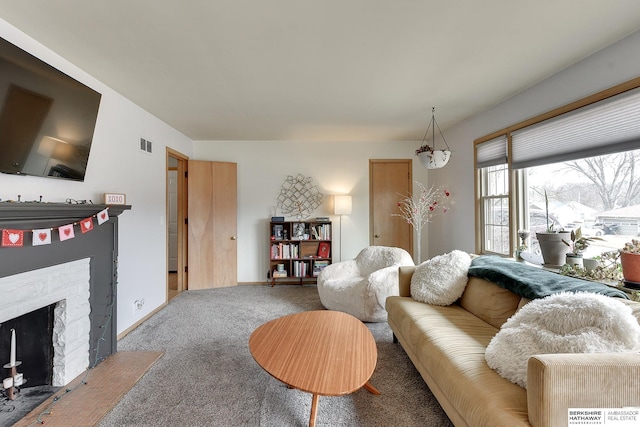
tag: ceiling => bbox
[2,1,640,142]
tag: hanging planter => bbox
[417,149,451,169]
[415,107,452,169]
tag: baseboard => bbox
[117,302,167,340]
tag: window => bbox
[527,150,640,257]
[479,164,510,255]
[474,77,640,256]
[476,135,509,255]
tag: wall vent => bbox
[140,138,153,154]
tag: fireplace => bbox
[0,304,55,387]
[0,203,130,390]
[1,259,91,386]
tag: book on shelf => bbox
[313,260,329,276]
[272,270,287,278]
[292,261,309,277]
[317,241,330,258]
[311,224,331,240]
[271,243,299,259]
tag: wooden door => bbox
[187,160,238,289]
[369,160,413,256]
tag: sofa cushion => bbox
[410,250,471,306]
[459,277,522,329]
[486,292,640,388]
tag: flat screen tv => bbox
[0,36,101,181]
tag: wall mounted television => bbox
[0,36,102,181]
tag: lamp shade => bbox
[334,195,352,215]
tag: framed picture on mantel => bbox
[103,193,127,205]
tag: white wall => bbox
[194,140,425,282]
[427,30,640,258]
[0,19,194,335]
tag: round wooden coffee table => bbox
[249,310,380,427]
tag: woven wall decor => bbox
[276,173,324,219]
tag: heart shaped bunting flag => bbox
[80,217,94,233]
[32,228,52,246]
[97,208,109,225]
[58,224,75,241]
[1,229,24,247]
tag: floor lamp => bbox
[334,195,352,261]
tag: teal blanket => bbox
[468,256,629,300]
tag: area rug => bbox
[98,285,452,426]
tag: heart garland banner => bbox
[1,229,24,247]
[32,228,52,246]
[1,207,110,248]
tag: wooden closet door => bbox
[369,159,413,256]
[187,160,237,289]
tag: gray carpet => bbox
[98,285,452,426]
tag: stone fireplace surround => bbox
[0,203,130,386]
[0,259,90,386]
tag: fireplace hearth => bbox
[0,384,60,426]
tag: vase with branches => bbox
[392,181,451,263]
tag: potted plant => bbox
[562,227,603,267]
[535,190,570,266]
[620,239,640,284]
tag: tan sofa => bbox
[385,265,640,427]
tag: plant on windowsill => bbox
[620,239,640,285]
[536,190,570,266]
[561,227,604,267]
[558,241,640,301]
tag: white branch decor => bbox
[276,173,324,220]
[392,181,451,263]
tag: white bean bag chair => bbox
[317,246,415,322]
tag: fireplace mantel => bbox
[0,202,131,367]
[0,202,130,223]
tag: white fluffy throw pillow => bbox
[485,292,640,388]
[410,250,471,305]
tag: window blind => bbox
[476,135,507,168]
[511,87,640,169]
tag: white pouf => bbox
[317,246,415,322]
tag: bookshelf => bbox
[269,220,332,286]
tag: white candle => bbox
[9,329,16,366]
